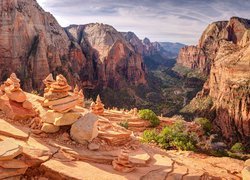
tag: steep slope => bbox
[180,17,250,142]
[0,0,146,92]
[0,0,73,90]
[159,42,185,55]
[65,24,146,89]
[177,17,250,74]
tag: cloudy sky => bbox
[37,0,250,45]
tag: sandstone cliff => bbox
[65,24,146,89]
[181,17,250,142]
[0,0,146,92]
[177,17,250,74]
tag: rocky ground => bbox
[0,93,247,180]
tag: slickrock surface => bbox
[0,94,245,179]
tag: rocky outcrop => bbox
[182,17,250,141]
[0,0,146,92]
[65,24,146,89]
[177,17,250,74]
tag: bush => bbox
[138,109,160,127]
[142,120,197,151]
[194,118,212,134]
[142,129,158,143]
[230,143,245,153]
[118,121,129,129]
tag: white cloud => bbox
[36,0,250,45]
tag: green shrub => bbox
[118,121,129,129]
[138,109,160,127]
[194,118,212,134]
[230,143,245,153]
[142,120,196,151]
[142,129,158,143]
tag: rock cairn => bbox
[90,95,104,115]
[0,73,36,120]
[112,149,135,173]
[41,74,84,133]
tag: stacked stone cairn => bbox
[0,73,37,120]
[90,95,104,115]
[112,149,135,173]
[41,74,85,133]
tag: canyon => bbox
[178,17,250,142]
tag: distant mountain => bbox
[159,42,186,55]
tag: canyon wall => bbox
[0,0,146,91]
[180,17,250,141]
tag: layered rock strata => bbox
[112,149,135,173]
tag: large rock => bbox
[70,113,98,144]
[41,123,60,133]
[242,166,250,180]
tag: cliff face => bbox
[65,24,146,89]
[177,17,250,74]
[209,40,250,141]
[0,0,72,90]
[0,0,146,91]
[182,17,250,141]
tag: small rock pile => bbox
[0,73,37,120]
[90,95,104,115]
[112,149,135,173]
[41,74,84,133]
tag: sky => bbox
[36,0,250,45]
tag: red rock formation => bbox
[177,17,250,75]
[65,24,146,89]
[182,17,250,141]
[0,0,146,92]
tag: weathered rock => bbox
[0,140,23,161]
[87,143,100,151]
[70,113,98,143]
[22,100,33,110]
[245,159,250,166]
[0,119,29,140]
[0,167,27,179]
[41,110,62,124]
[0,159,28,169]
[54,111,81,126]
[7,91,27,103]
[41,123,60,133]
[242,166,250,180]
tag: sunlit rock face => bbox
[65,23,146,89]
[181,17,250,141]
[177,17,250,75]
[0,0,146,91]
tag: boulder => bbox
[242,166,250,180]
[22,100,33,110]
[41,123,60,133]
[70,113,98,144]
[245,159,250,166]
[54,111,81,126]
[87,143,100,151]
